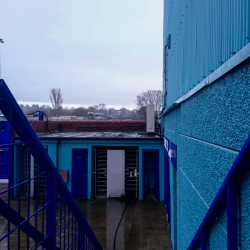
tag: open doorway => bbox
[143,151,159,200]
[92,146,139,199]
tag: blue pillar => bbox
[46,172,57,249]
[201,229,208,250]
[227,182,238,250]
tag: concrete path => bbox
[77,198,172,250]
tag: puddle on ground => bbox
[77,197,172,250]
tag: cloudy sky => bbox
[0,1,163,110]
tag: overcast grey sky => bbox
[0,1,163,110]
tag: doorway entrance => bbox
[107,150,125,198]
[93,146,139,198]
[143,150,159,200]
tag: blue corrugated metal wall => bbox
[163,0,250,107]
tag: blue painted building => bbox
[13,131,165,201]
[0,80,103,249]
[162,1,250,249]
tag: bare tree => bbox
[135,90,162,117]
[50,88,63,116]
[98,103,107,110]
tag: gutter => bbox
[161,42,250,117]
[160,103,180,117]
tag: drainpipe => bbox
[56,139,61,170]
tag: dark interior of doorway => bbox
[25,145,48,196]
[92,146,139,198]
[144,152,157,200]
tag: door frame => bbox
[92,146,139,198]
[71,148,88,198]
[164,151,171,225]
[142,149,159,200]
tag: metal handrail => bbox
[0,79,103,249]
[187,134,250,249]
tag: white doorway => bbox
[107,150,125,198]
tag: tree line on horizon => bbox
[16,88,162,119]
[19,103,141,119]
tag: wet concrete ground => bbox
[78,197,172,250]
[0,182,172,250]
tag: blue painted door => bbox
[0,121,13,179]
[72,149,88,198]
[0,148,9,178]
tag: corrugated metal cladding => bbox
[163,0,250,107]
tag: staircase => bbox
[0,79,103,249]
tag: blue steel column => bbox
[18,144,22,249]
[46,172,57,249]
[201,229,208,250]
[139,149,143,200]
[227,182,238,250]
[78,224,85,250]
[8,109,13,250]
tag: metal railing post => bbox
[201,229,208,250]
[46,172,57,249]
[78,223,85,250]
[227,182,238,250]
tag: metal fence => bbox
[0,79,103,250]
[164,0,250,107]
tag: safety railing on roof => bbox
[187,133,250,250]
[0,79,103,249]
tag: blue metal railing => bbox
[187,133,250,249]
[0,79,103,250]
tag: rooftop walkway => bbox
[77,197,172,250]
